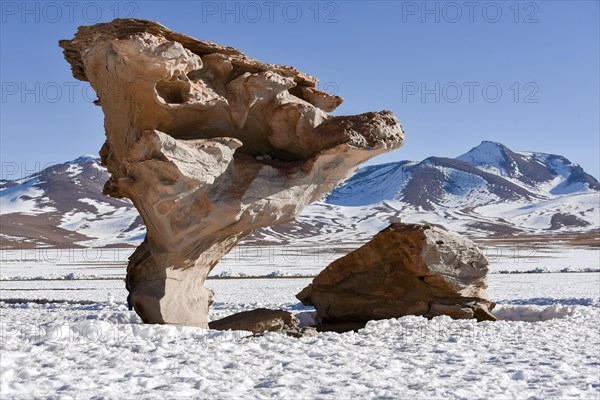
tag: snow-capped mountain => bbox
[1,142,598,248]
[0,156,143,248]
[328,141,599,207]
[254,141,599,244]
[456,141,599,195]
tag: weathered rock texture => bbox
[209,308,307,336]
[59,19,404,327]
[297,223,496,323]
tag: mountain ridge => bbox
[1,141,598,248]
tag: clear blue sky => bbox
[1,1,598,179]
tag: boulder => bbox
[209,308,305,336]
[59,19,404,327]
[297,223,496,323]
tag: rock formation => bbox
[209,308,308,336]
[297,223,496,323]
[59,19,404,327]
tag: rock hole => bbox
[155,80,187,104]
[287,85,305,101]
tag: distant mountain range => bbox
[0,157,143,248]
[1,141,598,248]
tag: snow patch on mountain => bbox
[0,179,57,215]
[0,156,143,247]
[457,140,509,176]
[78,198,117,214]
[326,161,413,206]
[58,205,143,247]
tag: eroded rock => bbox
[209,308,311,337]
[59,19,404,326]
[297,223,496,323]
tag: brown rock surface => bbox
[297,223,496,323]
[59,19,404,327]
[209,308,305,336]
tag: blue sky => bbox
[1,1,598,179]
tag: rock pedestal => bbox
[297,223,496,323]
[60,19,404,326]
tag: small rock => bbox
[209,308,312,337]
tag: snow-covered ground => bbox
[1,243,598,279]
[1,246,599,399]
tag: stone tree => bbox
[60,19,404,326]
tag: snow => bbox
[1,270,599,399]
[78,198,117,214]
[0,272,108,281]
[72,155,98,164]
[283,189,599,242]
[0,179,57,215]
[474,192,599,231]
[58,205,143,247]
[65,163,83,178]
[492,304,577,321]
[2,305,599,398]
[552,180,590,195]
[1,147,599,398]
[0,156,144,247]
[457,140,508,176]
[0,234,33,243]
[326,161,413,206]
[443,168,487,197]
[1,244,599,399]
[3,235,598,280]
[318,141,600,237]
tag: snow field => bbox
[0,245,598,399]
[1,297,598,399]
[0,271,599,398]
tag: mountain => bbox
[254,141,600,244]
[328,141,599,207]
[456,141,600,195]
[1,142,598,248]
[0,156,143,248]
